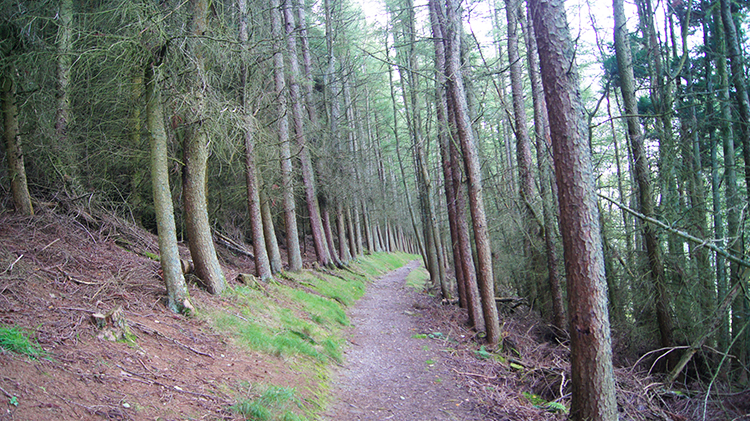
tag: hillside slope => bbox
[0,209,410,420]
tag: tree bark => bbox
[1,68,33,216]
[283,0,331,267]
[530,0,617,418]
[720,0,750,374]
[145,56,191,314]
[183,0,225,295]
[615,0,674,359]
[523,7,565,331]
[445,0,499,345]
[239,0,272,282]
[271,0,303,271]
[55,0,80,196]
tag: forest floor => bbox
[323,260,479,420]
[0,208,748,420]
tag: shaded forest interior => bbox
[2,0,750,419]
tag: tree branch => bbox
[597,193,750,268]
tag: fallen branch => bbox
[130,321,214,359]
[1,254,22,275]
[213,231,254,259]
[40,238,60,252]
[0,384,14,399]
[495,297,527,308]
[452,368,497,380]
[114,363,223,402]
[50,266,99,286]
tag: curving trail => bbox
[323,261,480,420]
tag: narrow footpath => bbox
[323,261,480,420]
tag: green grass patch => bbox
[205,253,416,419]
[211,309,340,363]
[405,267,429,291]
[284,288,348,328]
[232,384,307,421]
[350,252,418,277]
[0,325,45,358]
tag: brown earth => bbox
[1,209,748,421]
[324,260,479,420]
[0,210,313,420]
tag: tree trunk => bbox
[506,0,544,311]
[678,64,712,323]
[55,0,80,196]
[616,0,674,360]
[346,205,357,258]
[715,2,743,371]
[445,0,500,345]
[1,68,33,216]
[392,0,445,293]
[374,223,384,252]
[259,189,283,273]
[183,0,225,295]
[129,68,148,226]
[720,0,750,375]
[429,0,466,308]
[524,7,565,331]
[604,91,627,326]
[145,56,191,314]
[386,30,426,265]
[271,0,302,271]
[353,203,363,256]
[530,0,617,418]
[336,201,351,263]
[321,197,342,267]
[239,0,272,282]
[283,0,331,267]
[363,202,374,254]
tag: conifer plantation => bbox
[2,0,750,419]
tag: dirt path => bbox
[323,261,480,420]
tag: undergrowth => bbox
[232,384,306,421]
[0,325,45,359]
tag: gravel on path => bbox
[323,261,480,420]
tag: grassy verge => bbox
[0,325,45,359]
[405,266,430,291]
[206,252,419,420]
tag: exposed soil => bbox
[0,210,310,420]
[324,261,479,420]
